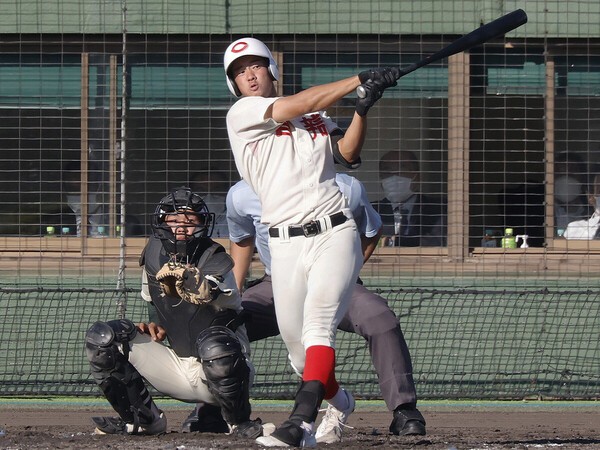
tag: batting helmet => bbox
[223,37,279,97]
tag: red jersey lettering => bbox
[276,122,292,137]
[301,114,329,140]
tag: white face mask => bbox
[382,175,414,204]
[555,176,581,204]
[66,194,82,215]
[66,193,99,215]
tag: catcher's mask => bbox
[152,186,215,259]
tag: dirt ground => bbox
[1,401,599,449]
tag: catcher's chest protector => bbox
[143,237,235,357]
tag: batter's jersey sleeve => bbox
[227,96,280,142]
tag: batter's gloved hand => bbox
[355,80,383,116]
[358,66,399,90]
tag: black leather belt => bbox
[269,211,347,238]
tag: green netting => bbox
[1,282,598,399]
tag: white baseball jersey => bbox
[226,96,346,227]
[226,94,363,374]
[226,173,382,275]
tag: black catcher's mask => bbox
[151,186,215,259]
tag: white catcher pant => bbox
[269,216,362,374]
[127,332,254,405]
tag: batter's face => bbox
[230,55,276,97]
[164,212,201,240]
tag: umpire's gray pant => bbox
[241,276,418,411]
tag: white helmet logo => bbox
[232,42,249,53]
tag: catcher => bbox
[84,186,263,438]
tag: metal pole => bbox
[116,0,128,319]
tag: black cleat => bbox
[93,412,167,435]
[389,406,426,436]
[256,419,316,447]
[231,418,264,439]
[180,403,229,434]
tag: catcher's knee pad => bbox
[85,319,137,381]
[196,326,251,425]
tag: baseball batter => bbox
[224,37,398,447]
[225,174,426,442]
[84,187,262,439]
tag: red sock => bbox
[302,345,340,399]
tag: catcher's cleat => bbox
[180,403,229,433]
[315,388,355,443]
[256,420,316,448]
[92,412,167,435]
[389,406,426,436]
[230,418,266,439]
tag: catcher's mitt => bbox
[156,261,232,305]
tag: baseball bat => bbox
[356,8,528,98]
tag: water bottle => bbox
[501,228,517,249]
[481,229,497,247]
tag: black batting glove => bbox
[355,80,383,116]
[358,67,399,90]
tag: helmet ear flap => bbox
[226,77,242,97]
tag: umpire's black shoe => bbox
[389,406,426,436]
[181,402,229,433]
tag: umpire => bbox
[84,187,262,438]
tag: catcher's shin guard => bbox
[85,320,160,426]
[196,326,252,426]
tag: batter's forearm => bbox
[337,115,367,163]
[270,76,360,123]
